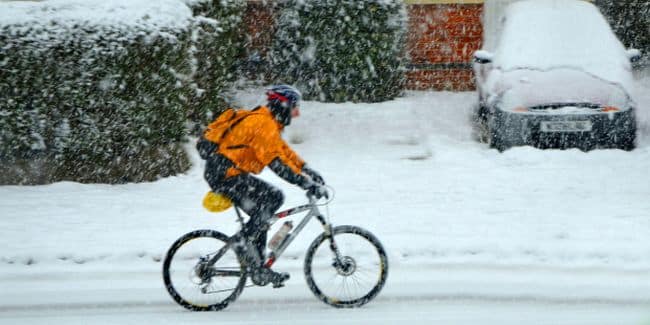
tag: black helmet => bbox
[266,85,302,126]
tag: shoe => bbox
[270,270,290,288]
[250,267,290,288]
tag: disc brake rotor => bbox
[334,256,357,276]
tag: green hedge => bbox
[269,0,408,103]
[0,0,246,184]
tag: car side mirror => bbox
[473,50,494,64]
[626,48,642,63]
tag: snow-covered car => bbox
[472,0,641,151]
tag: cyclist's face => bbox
[291,106,300,118]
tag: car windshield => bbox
[498,68,630,112]
[493,0,631,85]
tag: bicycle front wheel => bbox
[162,230,246,311]
[304,225,388,308]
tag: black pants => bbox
[205,155,284,261]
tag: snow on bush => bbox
[0,0,246,184]
[183,0,247,130]
[269,0,408,103]
[594,0,650,70]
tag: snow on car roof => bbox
[493,0,632,87]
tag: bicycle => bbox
[162,191,389,311]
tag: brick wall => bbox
[240,1,276,78]
[243,1,275,58]
[405,2,483,90]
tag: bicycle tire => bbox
[162,229,246,311]
[304,225,388,308]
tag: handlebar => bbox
[305,185,335,205]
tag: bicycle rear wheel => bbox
[304,225,388,308]
[162,230,246,311]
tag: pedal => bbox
[251,272,270,286]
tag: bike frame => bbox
[208,196,338,272]
[261,196,334,268]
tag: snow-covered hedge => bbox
[0,0,245,184]
[184,0,247,130]
[269,0,408,102]
[595,0,650,69]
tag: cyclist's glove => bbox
[306,183,329,200]
[302,165,325,185]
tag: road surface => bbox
[1,263,649,325]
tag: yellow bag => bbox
[202,192,233,213]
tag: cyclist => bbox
[197,85,328,288]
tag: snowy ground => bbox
[2,263,650,325]
[1,82,650,323]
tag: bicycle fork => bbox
[320,220,353,274]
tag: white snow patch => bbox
[0,0,192,31]
[1,90,650,271]
[494,0,633,88]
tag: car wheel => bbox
[488,128,507,152]
[618,129,636,151]
[487,114,508,152]
[615,113,637,151]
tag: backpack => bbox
[196,108,259,160]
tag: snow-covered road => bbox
[2,88,650,324]
[2,264,649,324]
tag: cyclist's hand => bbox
[307,184,329,200]
[303,165,325,185]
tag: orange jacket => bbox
[204,106,305,178]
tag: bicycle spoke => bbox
[305,226,388,307]
[163,230,246,311]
